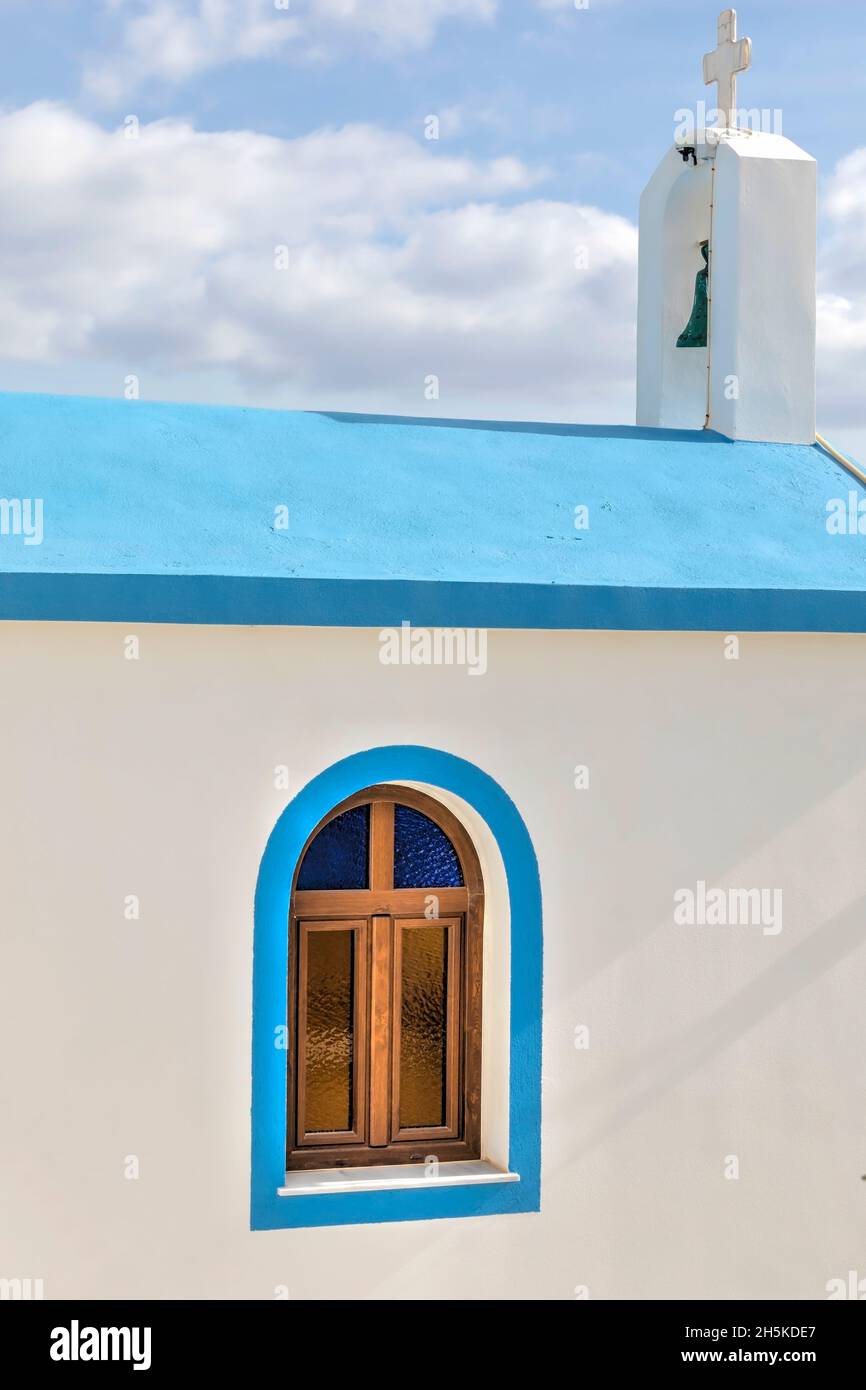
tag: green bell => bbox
[676,240,709,348]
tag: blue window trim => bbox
[251,745,542,1231]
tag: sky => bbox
[0,0,863,456]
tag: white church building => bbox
[1,11,864,1300]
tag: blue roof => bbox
[1,390,864,630]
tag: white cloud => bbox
[309,0,496,49]
[0,101,637,421]
[533,1,617,10]
[5,102,858,437]
[85,0,497,102]
[817,147,866,441]
[85,0,299,102]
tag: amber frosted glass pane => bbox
[304,930,354,1133]
[399,927,448,1129]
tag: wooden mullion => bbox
[369,800,394,890]
[368,914,392,1146]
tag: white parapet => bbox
[710,131,816,443]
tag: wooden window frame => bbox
[287,785,484,1171]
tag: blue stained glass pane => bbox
[394,804,463,888]
[297,805,369,890]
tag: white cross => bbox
[703,8,752,130]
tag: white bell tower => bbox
[636,9,817,445]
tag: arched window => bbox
[288,785,484,1170]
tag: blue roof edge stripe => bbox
[2,572,865,631]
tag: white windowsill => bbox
[278,1159,519,1197]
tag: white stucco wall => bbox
[1,621,864,1301]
